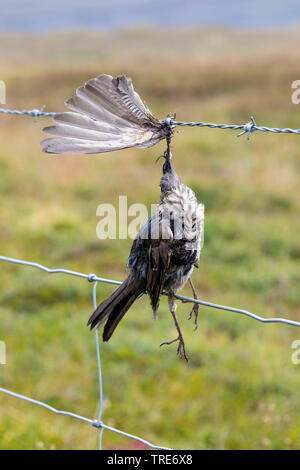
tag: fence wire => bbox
[0,255,171,450]
[1,254,300,449]
[1,105,300,450]
[1,107,300,139]
[0,106,56,121]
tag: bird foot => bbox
[188,302,199,331]
[160,334,188,362]
[180,298,199,330]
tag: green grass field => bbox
[0,27,300,449]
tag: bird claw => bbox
[177,337,188,361]
[160,335,188,362]
[188,303,199,330]
[180,298,199,330]
[160,337,178,347]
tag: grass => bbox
[0,27,300,449]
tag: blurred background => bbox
[0,0,300,450]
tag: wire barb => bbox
[169,117,300,137]
[0,106,57,121]
[237,116,257,140]
[1,105,300,137]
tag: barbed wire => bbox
[0,106,56,122]
[0,254,300,449]
[1,107,300,140]
[169,116,300,140]
[1,105,300,450]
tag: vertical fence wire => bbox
[93,281,105,449]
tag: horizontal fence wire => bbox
[1,107,300,139]
[168,116,300,139]
[0,255,171,450]
[1,255,300,328]
[0,106,56,121]
[1,255,300,449]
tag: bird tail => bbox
[87,276,145,341]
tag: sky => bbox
[1,0,300,32]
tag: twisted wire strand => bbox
[170,119,300,139]
[0,254,171,451]
[1,102,300,448]
[1,254,299,450]
[0,106,57,120]
[1,255,299,328]
[171,120,300,133]
[1,107,300,138]
[0,387,170,450]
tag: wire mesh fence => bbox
[0,254,172,450]
[1,254,300,450]
[1,103,300,449]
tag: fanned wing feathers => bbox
[41,74,169,155]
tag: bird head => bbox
[159,147,181,192]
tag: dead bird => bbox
[41,73,204,360]
[88,141,204,361]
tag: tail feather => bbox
[87,276,144,341]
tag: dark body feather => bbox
[88,153,204,341]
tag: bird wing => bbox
[41,74,168,154]
[134,216,173,312]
